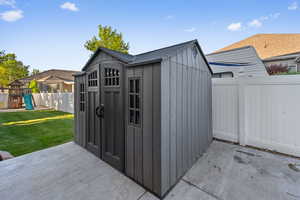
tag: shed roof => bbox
[82,40,212,73]
[215,34,300,59]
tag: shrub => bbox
[266,64,289,75]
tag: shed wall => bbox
[74,74,86,147]
[125,63,162,195]
[160,45,212,195]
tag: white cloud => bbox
[184,27,196,32]
[0,9,23,22]
[248,19,262,28]
[227,22,242,31]
[165,15,174,20]
[270,13,281,19]
[288,2,298,10]
[0,0,15,8]
[60,2,79,11]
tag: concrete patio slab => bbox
[1,140,299,200]
[184,141,300,200]
[0,142,145,200]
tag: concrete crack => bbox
[182,179,223,200]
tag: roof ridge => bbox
[99,46,134,56]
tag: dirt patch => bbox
[236,150,262,157]
[234,155,248,164]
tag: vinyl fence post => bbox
[238,77,246,146]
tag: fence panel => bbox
[212,76,300,157]
[0,93,8,109]
[33,93,74,113]
[212,78,239,142]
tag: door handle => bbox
[96,104,104,118]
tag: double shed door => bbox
[86,63,125,172]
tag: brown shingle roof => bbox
[18,69,79,84]
[215,34,300,59]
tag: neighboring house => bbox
[206,46,268,78]
[263,51,300,72]
[15,69,79,92]
[215,34,300,59]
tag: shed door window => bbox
[88,71,98,87]
[104,68,120,87]
[79,83,85,112]
[128,78,141,126]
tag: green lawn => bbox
[0,110,74,157]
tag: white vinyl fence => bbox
[0,93,8,109]
[33,93,74,113]
[213,75,300,157]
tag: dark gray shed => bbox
[74,39,213,198]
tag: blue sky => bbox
[0,0,300,71]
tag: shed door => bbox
[100,63,124,172]
[86,70,101,157]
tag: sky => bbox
[1,0,300,72]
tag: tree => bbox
[31,68,40,76]
[28,79,39,93]
[84,25,129,53]
[0,50,29,87]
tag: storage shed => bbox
[74,39,213,197]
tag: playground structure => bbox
[0,81,34,110]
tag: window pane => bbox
[116,77,119,86]
[129,95,134,108]
[135,79,140,93]
[129,110,134,123]
[135,111,140,125]
[135,95,140,109]
[112,78,116,85]
[130,80,134,92]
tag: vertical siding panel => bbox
[196,67,200,156]
[182,63,188,173]
[170,56,177,186]
[161,58,170,195]
[143,65,153,190]
[134,68,143,184]
[126,69,134,179]
[188,63,192,167]
[74,78,78,144]
[152,63,161,195]
[176,51,183,178]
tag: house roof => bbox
[263,51,300,62]
[18,69,79,83]
[206,46,268,77]
[82,40,212,73]
[215,34,300,59]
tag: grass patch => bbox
[0,110,74,157]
